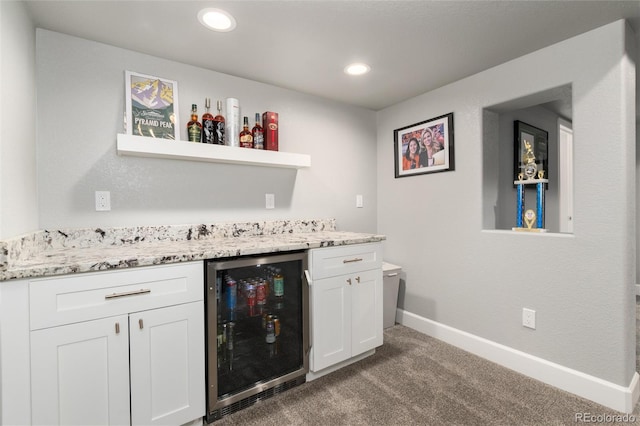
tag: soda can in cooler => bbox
[227,322,235,350]
[256,280,266,305]
[246,284,256,307]
[265,318,276,344]
[225,278,237,311]
[273,315,280,337]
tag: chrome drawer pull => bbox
[115,322,120,334]
[105,288,151,300]
[343,257,363,264]
[139,318,144,329]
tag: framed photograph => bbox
[513,120,548,183]
[394,112,455,178]
[125,71,180,140]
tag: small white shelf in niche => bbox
[116,134,311,169]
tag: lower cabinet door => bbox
[129,302,205,426]
[351,269,383,356]
[311,276,352,372]
[30,315,131,426]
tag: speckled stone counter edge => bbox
[0,219,385,281]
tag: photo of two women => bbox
[401,123,445,171]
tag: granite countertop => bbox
[0,219,385,281]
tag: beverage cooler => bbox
[205,251,309,422]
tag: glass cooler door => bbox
[206,251,309,417]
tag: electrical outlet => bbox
[95,191,111,211]
[522,308,536,329]
[265,193,275,209]
[356,194,363,208]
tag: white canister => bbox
[225,98,240,147]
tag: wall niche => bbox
[482,84,572,233]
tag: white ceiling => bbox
[24,0,640,111]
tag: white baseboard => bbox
[396,309,640,413]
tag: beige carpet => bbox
[214,324,640,425]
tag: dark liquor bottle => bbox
[187,104,202,142]
[202,98,215,144]
[239,116,253,148]
[213,100,225,145]
[252,113,264,149]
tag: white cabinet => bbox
[29,262,205,426]
[130,303,204,426]
[31,315,131,426]
[308,243,383,373]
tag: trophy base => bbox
[513,178,549,186]
[512,227,548,233]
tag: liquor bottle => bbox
[187,104,202,142]
[202,98,215,144]
[252,113,264,149]
[213,100,225,145]
[239,116,253,148]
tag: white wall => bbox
[377,19,636,390]
[35,30,378,233]
[0,1,38,239]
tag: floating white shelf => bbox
[116,134,310,169]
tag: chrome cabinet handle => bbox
[355,276,361,283]
[139,319,144,329]
[347,278,352,285]
[115,322,120,334]
[343,258,363,264]
[105,288,151,299]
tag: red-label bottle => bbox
[239,116,253,148]
[252,113,264,149]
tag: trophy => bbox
[513,140,547,232]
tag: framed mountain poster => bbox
[125,71,180,140]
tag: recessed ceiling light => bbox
[198,8,236,32]
[344,63,371,76]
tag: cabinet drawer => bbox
[29,262,203,330]
[309,243,382,280]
